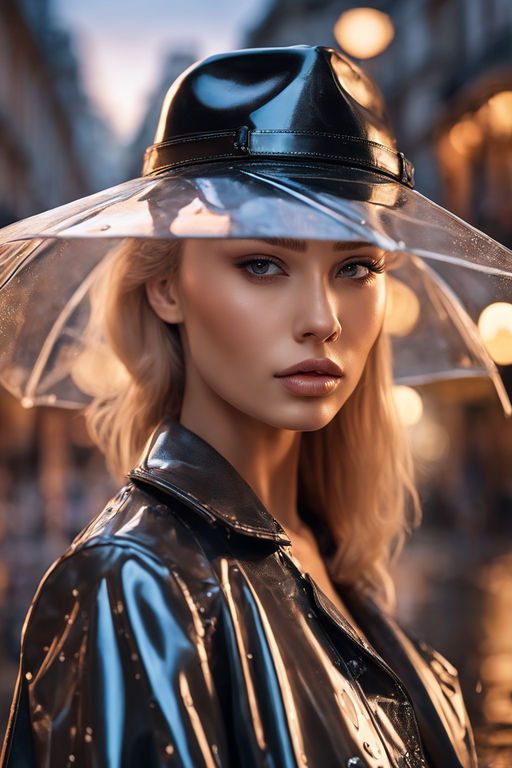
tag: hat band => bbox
[142,127,415,188]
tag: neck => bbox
[180,398,304,536]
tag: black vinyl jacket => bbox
[2,420,477,768]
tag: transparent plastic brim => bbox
[0,163,511,411]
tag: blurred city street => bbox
[1,1,511,764]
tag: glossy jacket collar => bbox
[129,419,291,546]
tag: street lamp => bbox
[334,7,394,59]
[478,302,512,366]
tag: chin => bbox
[260,401,345,433]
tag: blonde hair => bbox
[73,238,184,475]
[76,237,419,609]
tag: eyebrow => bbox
[255,238,374,252]
[257,238,307,252]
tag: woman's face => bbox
[147,238,387,432]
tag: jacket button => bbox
[363,741,381,759]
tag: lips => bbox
[275,358,343,378]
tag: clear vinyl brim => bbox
[0,162,511,412]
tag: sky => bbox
[53,0,271,140]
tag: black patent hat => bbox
[0,45,511,412]
[142,45,414,187]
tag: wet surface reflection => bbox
[396,533,512,767]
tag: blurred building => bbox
[0,0,117,226]
[0,0,120,740]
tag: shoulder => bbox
[21,481,222,673]
[7,489,231,767]
[72,479,215,565]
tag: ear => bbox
[145,275,184,324]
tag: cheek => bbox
[178,270,265,371]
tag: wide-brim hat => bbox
[0,45,511,410]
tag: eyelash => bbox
[237,256,386,284]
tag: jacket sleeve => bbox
[1,541,230,768]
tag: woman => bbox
[0,44,492,767]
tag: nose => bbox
[294,278,342,343]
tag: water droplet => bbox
[307,612,313,619]
[68,755,75,763]
[247,653,253,659]
[116,601,124,614]
[232,567,239,572]
[70,726,77,738]
[346,758,362,767]
[85,733,92,743]
[359,219,366,225]
[59,652,66,662]
[165,744,174,755]
[85,726,93,735]
[25,671,33,681]
[206,591,212,598]
[72,589,79,598]
[135,673,141,680]
[43,646,49,652]
[131,653,138,661]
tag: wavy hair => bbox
[75,237,420,609]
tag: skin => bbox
[146,237,387,551]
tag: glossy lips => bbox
[274,358,343,396]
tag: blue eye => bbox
[240,258,284,277]
[340,263,371,279]
[339,259,386,281]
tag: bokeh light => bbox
[449,116,483,155]
[478,302,512,365]
[393,385,424,426]
[334,8,394,59]
[384,275,421,336]
[409,420,450,463]
[486,90,512,137]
